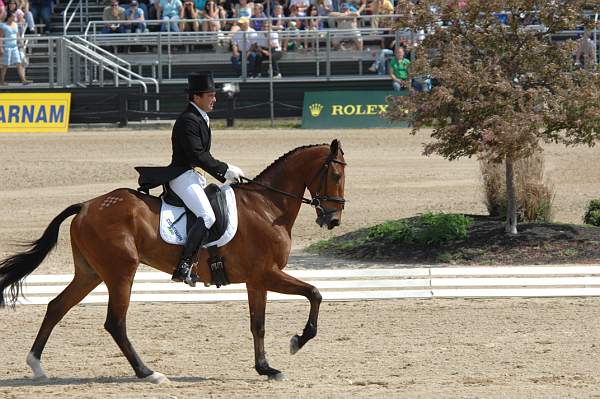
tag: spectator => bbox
[389,45,409,91]
[192,0,205,13]
[329,2,362,51]
[6,0,25,34]
[0,0,5,22]
[179,0,199,31]
[575,30,596,70]
[0,10,32,85]
[125,0,146,32]
[202,0,220,32]
[289,0,308,16]
[17,0,35,34]
[156,0,182,31]
[271,4,285,30]
[304,4,322,50]
[316,0,332,18]
[28,0,50,33]
[249,2,265,31]
[257,20,282,78]
[231,17,260,77]
[368,33,394,74]
[102,0,126,33]
[234,0,252,18]
[369,0,392,29]
[282,4,301,51]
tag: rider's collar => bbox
[189,101,210,127]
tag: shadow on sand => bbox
[0,374,265,387]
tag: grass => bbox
[306,212,472,257]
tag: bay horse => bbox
[0,139,346,384]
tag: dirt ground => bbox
[1,127,599,274]
[1,127,600,398]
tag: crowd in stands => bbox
[96,0,405,78]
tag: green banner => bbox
[301,90,407,129]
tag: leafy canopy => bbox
[388,0,600,162]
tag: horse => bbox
[0,139,346,384]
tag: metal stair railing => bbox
[63,0,89,35]
[59,36,160,113]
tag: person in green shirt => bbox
[389,46,410,92]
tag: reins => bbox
[236,156,347,212]
[238,176,318,206]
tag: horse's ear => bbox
[330,139,340,155]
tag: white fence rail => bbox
[14,265,600,305]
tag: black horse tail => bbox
[0,204,82,308]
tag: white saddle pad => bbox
[159,185,238,247]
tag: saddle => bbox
[135,166,231,287]
[134,166,229,242]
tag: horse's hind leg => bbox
[27,244,101,379]
[103,273,168,384]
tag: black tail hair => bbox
[0,204,82,308]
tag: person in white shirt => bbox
[230,17,260,77]
[289,0,308,15]
[257,20,282,78]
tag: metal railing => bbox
[63,0,89,34]
[84,14,404,37]
[58,36,160,113]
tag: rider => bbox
[170,72,245,285]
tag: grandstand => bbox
[1,2,598,124]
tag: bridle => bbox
[238,153,346,216]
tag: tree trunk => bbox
[505,156,518,234]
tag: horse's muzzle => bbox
[327,218,340,230]
[316,214,341,230]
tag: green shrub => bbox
[366,220,414,242]
[480,152,555,222]
[584,199,600,227]
[415,212,472,245]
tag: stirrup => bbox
[172,259,198,286]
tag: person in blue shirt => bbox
[125,0,146,32]
[0,10,32,85]
[155,0,182,31]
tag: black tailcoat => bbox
[170,104,228,182]
[135,104,228,191]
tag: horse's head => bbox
[307,139,346,230]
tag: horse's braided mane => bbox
[238,143,328,184]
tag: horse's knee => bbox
[310,287,322,304]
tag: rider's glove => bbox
[225,164,245,183]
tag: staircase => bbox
[51,0,107,35]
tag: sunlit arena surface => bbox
[1,128,600,398]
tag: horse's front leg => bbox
[263,270,322,355]
[246,286,287,381]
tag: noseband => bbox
[238,155,346,213]
[307,156,346,217]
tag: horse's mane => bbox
[239,143,328,184]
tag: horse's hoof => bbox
[143,371,170,385]
[26,352,48,380]
[290,335,300,355]
[268,372,288,381]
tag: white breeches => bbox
[169,169,216,228]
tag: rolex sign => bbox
[301,91,408,129]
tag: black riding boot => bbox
[172,218,209,286]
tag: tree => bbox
[388,0,600,234]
